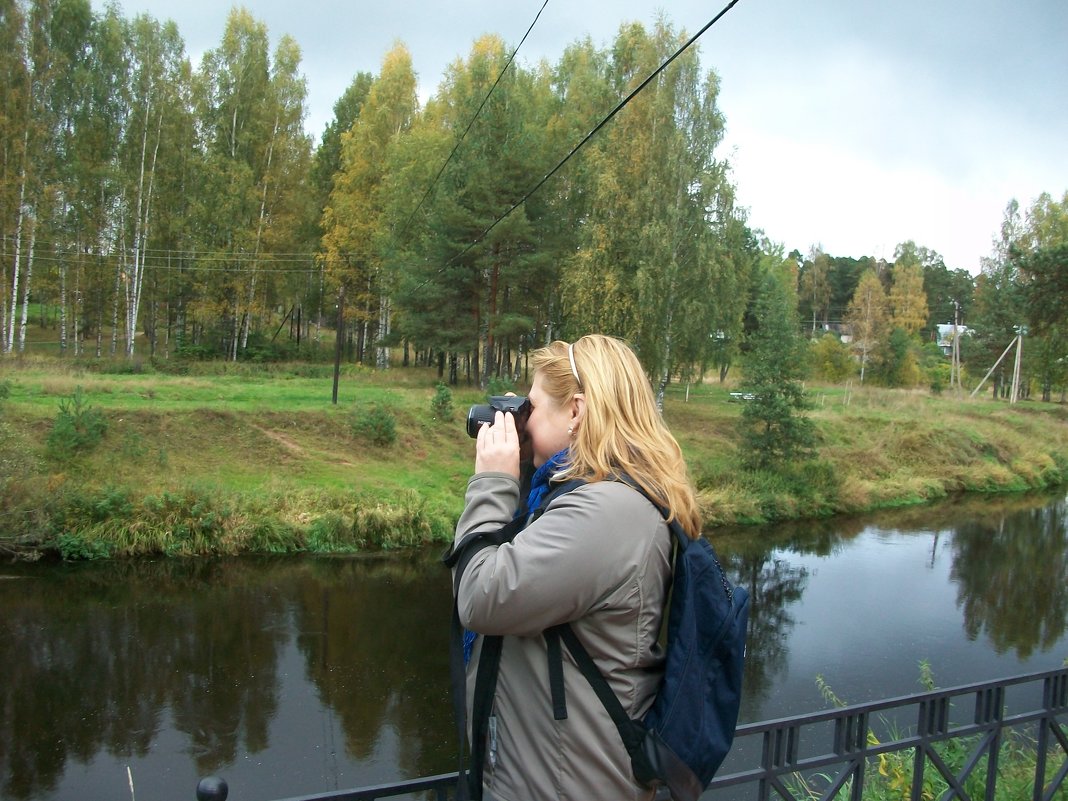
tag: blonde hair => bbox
[531,335,702,539]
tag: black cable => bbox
[394,0,550,242]
[427,0,745,282]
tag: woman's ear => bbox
[571,394,585,429]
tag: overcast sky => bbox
[92,0,1068,274]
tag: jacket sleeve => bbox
[455,473,664,638]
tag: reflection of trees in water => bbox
[292,553,454,782]
[950,500,1068,659]
[712,532,809,722]
[3,493,1064,800]
[0,554,456,801]
[0,559,290,798]
[707,488,1068,720]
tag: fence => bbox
[196,666,1067,801]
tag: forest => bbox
[2,1,1066,400]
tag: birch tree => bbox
[119,15,188,357]
[799,247,832,335]
[844,269,888,383]
[194,9,271,358]
[564,20,744,398]
[0,0,30,348]
[321,43,416,367]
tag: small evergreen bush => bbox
[431,382,454,422]
[352,403,397,447]
[47,387,108,460]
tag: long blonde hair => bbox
[530,335,702,539]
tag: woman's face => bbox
[526,373,577,468]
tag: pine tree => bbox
[740,261,815,471]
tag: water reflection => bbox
[0,554,453,800]
[712,490,1068,714]
[0,492,1065,801]
[951,501,1068,658]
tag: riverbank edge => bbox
[3,436,1066,562]
[3,363,1068,560]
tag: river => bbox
[1,491,1066,801]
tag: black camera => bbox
[466,395,531,438]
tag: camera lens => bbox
[466,404,495,438]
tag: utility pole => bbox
[1009,324,1027,404]
[970,336,1018,399]
[950,300,962,393]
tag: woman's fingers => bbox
[474,410,520,478]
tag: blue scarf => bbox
[522,448,571,521]
[463,448,571,662]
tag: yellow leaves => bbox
[888,262,929,336]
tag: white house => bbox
[936,323,971,356]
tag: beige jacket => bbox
[454,471,673,801]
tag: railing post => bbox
[1036,672,1068,801]
[975,686,1004,801]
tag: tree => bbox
[971,201,1028,399]
[321,43,417,367]
[190,9,311,359]
[1015,192,1068,401]
[869,326,922,387]
[887,244,929,336]
[844,270,888,383]
[808,333,855,382]
[563,19,745,398]
[798,247,832,335]
[311,71,373,218]
[1018,243,1068,336]
[392,35,552,384]
[0,0,32,352]
[740,260,815,471]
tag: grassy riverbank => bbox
[1,356,1067,559]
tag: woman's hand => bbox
[475,410,521,480]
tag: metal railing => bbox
[196,666,1068,801]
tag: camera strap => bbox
[443,477,585,799]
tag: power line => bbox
[5,0,746,292]
[426,0,745,284]
[395,0,550,242]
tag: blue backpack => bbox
[446,478,749,801]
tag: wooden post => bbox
[332,285,345,405]
[970,337,1018,399]
[1010,329,1023,404]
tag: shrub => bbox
[56,532,111,561]
[47,387,108,460]
[431,382,454,422]
[352,403,397,447]
[808,334,855,382]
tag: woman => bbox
[453,335,702,801]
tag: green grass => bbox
[2,356,1067,559]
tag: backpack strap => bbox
[544,627,569,720]
[550,622,660,787]
[539,481,698,794]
